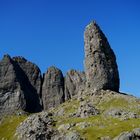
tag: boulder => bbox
[16,112,83,140]
[113,128,140,140]
[42,66,65,110]
[65,70,85,100]
[84,21,120,91]
[16,112,57,140]
[104,108,139,120]
[76,101,99,118]
[63,131,82,140]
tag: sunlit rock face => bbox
[64,70,85,100]
[84,21,120,92]
[42,66,65,110]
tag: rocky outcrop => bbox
[42,66,64,110]
[84,21,120,92]
[114,128,140,140]
[16,112,57,140]
[104,108,139,120]
[75,101,99,118]
[0,55,25,115]
[64,70,85,100]
[0,55,42,115]
[16,112,83,140]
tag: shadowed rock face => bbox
[64,70,85,100]
[13,56,42,95]
[0,55,26,115]
[0,55,42,115]
[12,57,42,112]
[42,66,64,110]
[84,21,120,92]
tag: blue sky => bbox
[0,0,140,96]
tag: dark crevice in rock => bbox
[12,60,42,112]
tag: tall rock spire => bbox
[84,21,120,91]
[42,66,64,110]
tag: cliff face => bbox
[64,70,85,100]
[42,66,65,110]
[0,55,42,115]
[0,55,25,115]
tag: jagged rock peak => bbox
[46,66,62,74]
[85,20,98,29]
[84,21,120,92]
[42,66,65,110]
[0,54,42,115]
[13,56,27,62]
[2,54,11,62]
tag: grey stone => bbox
[54,108,65,117]
[13,56,42,96]
[53,131,83,140]
[101,136,111,140]
[76,122,91,129]
[65,70,85,100]
[113,128,140,140]
[0,55,26,115]
[133,128,140,136]
[84,21,120,92]
[76,101,99,118]
[16,112,58,140]
[58,123,71,131]
[42,66,65,110]
[0,55,42,115]
[104,108,139,120]
[64,131,82,140]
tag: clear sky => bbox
[0,0,140,96]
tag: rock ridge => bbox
[0,21,120,114]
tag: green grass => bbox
[98,97,129,110]
[55,115,140,140]
[0,115,27,140]
[53,94,140,140]
[80,118,140,140]
[97,95,140,113]
[52,98,80,118]
[1,93,139,140]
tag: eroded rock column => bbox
[42,66,64,110]
[84,21,120,91]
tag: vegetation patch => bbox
[0,115,27,140]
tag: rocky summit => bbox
[0,21,140,140]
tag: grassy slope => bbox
[52,92,140,140]
[0,91,140,140]
[0,115,27,140]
